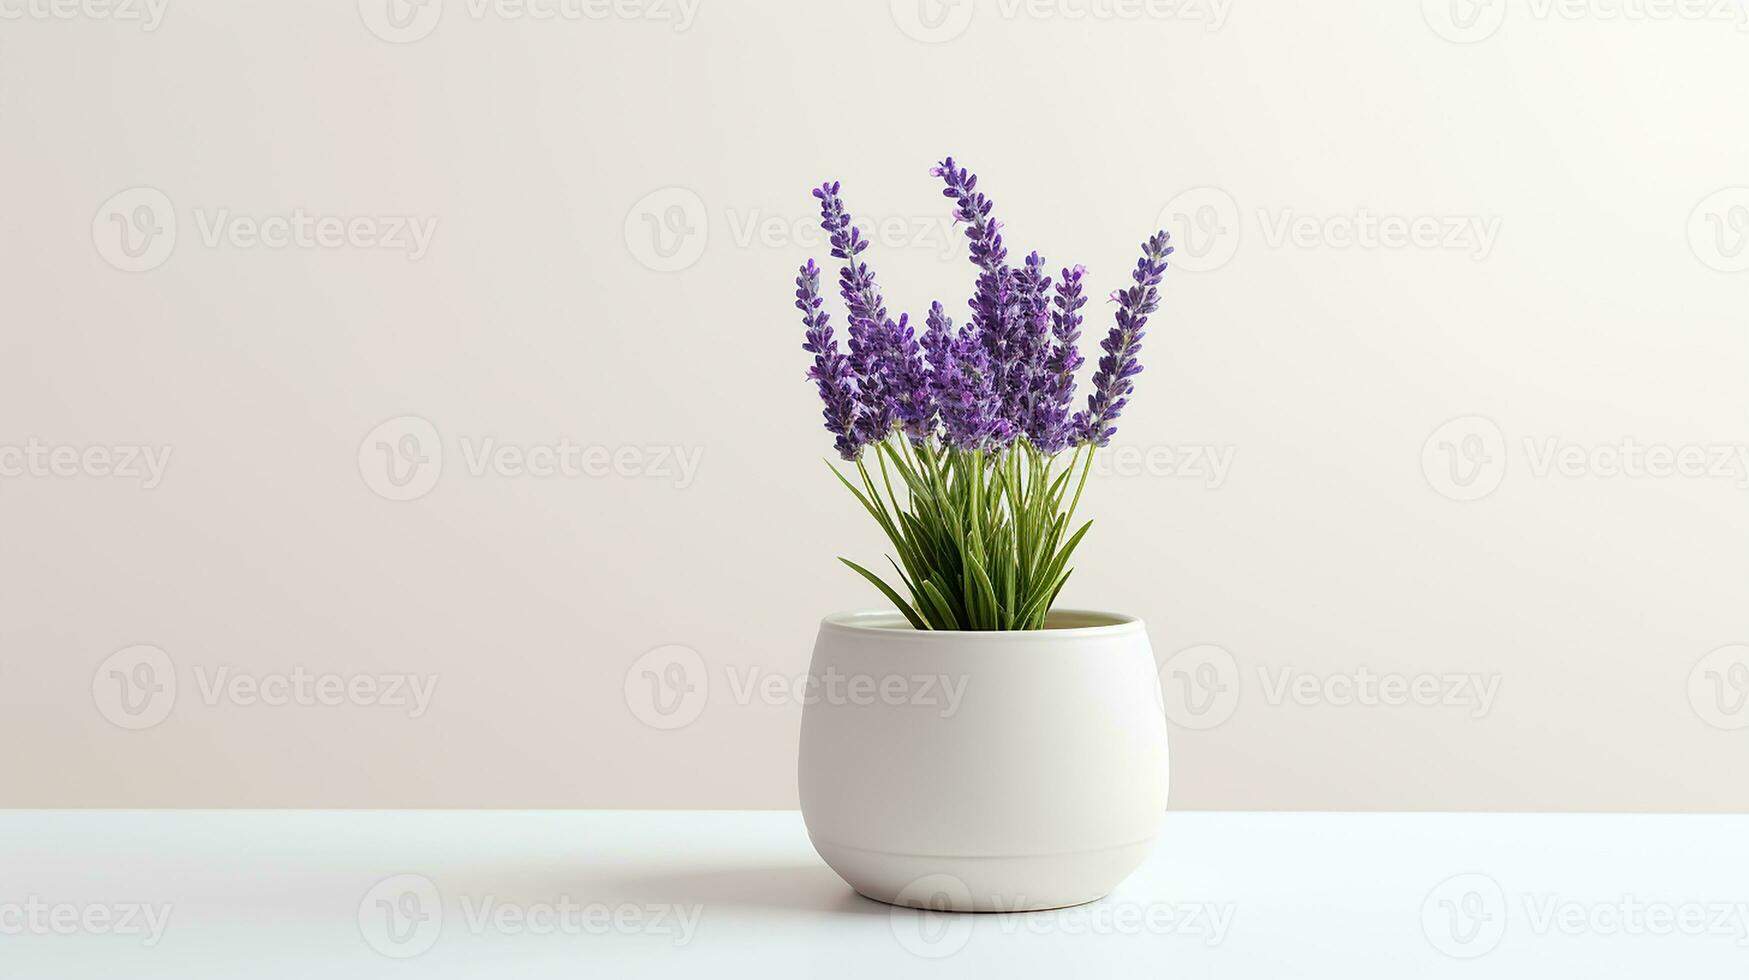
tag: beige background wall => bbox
[2,0,1745,809]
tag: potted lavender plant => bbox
[795,158,1175,912]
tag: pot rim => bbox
[820,608,1144,641]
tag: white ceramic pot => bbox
[798,609,1169,912]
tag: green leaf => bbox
[919,578,962,631]
[839,558,928,630]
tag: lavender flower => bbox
[882,313,935,441]
[933,157,1024,448]
[1029,264,1086,454]
[941,331,1008,452]
[1074,231,1173,447]
[797,160,1178,632]
[800,162,1170,459]
[1013,251,1054,435]
[816,181,904,444]
[814,181,887,328]
[922,301,999,451]
[797,259,861,460]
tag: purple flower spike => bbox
[926,301,1005,451]
[1030,264,1087,454]
[884,313,935,442]
[1013,251,1054,433]
[813,181,888,328]
[846,317,896,446]
[817,179,912,445]
[1074,231,1173,447]
[933,158,1024,446]
[931,158,1008,278]
[797,259,862,460]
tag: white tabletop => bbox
[2,810,1743,977]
